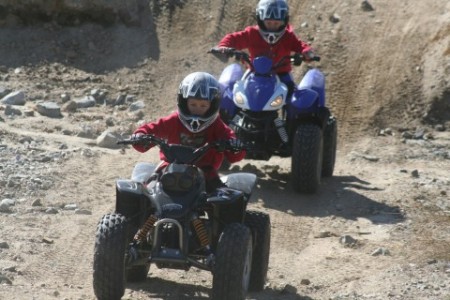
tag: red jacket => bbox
[218,24,311,73]
[132,112,245,177]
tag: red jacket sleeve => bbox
[218,27,253,50]
[284,26,311,55]
[131,112,175,153]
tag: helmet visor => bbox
[258,5,288,21]
[179,75,219,101]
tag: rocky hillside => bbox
[1,0,449,137]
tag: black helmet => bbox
[256,0,289,44]
[177,72,221,133]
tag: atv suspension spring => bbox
[192,218,209,248]
[134,214,158,242]
[274,118,288,143]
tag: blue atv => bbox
[210,49,337,193]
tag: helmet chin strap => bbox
[189,118,202,132]
[262,31,285,44]
[266,33,277,44]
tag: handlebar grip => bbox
[208,47,219,54]
[117,140,133,145]
[117,134,156,145]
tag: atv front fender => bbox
[218,63,243,88]
[116,180,161,225]
[298,68,325,106]
[131,162,158,184]
[219,63,243,118]
[290,88,320,112]
[288,68,326,117]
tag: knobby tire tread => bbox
[93,213,128,300]
[212,223,252,300]
[291,123,323,193]
[245,210,271,291]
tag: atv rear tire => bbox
[322,116,337,177]
[93,213,128,300]
[245,211,270,291]
[212,223,252,300]
[291,123,323,193]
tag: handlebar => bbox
[208,47,251,65]
[208,47,320,69]
[117,134,164,147]
[118,134,248,164]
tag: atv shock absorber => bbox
[134,214,158,242]
[274,117,288,143]
[192,218,210,249]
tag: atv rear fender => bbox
[221,172,257,197]
[207,173,257,227]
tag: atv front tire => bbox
[93,213,128,300]
[291,123,323,193]
[212,223,252,300]
[245,211,271,291]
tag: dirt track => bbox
[1,0,450,299]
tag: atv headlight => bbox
[270,95,283,107]
[235,92,245,105]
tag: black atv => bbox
[92,134,271,300]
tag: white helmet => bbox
[256,0,290,44]
[177,72,221,133]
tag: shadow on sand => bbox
[127,276,316,300]
[225,163,404,225]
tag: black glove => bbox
[227,138,244,152]
[302,49,321,62]
[131,133,144,141]
[216,140,228,152]
[222,47,235,57]
[234,51,243,60]
[216,139,244,152]
[291,53,303,66]
[130,133,153,149]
